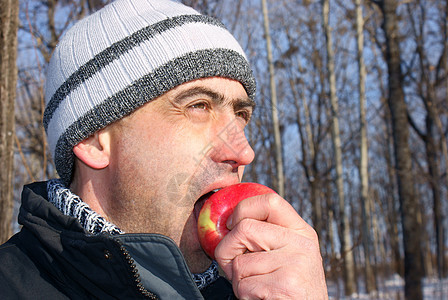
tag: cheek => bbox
[112,119,214,199]
[114,124,206,195]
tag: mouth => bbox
[193,189,220,221]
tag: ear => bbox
[73,129,112,170]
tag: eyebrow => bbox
[173,86,256,111]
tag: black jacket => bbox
[0,182,235,299]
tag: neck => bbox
[70,166,110,221]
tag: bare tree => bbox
[322,0,356,295]
[404,0,447,279]
[261,0,285,197]
[0,0,19,243]
[374,0,424,298]
[364,11,404,275]
[355,0,376,292]
[380,92,404,277]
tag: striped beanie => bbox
[44,0,256,184]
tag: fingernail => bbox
[226,215,233,229]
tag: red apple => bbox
[197,182,275,260]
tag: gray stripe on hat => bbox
[54,48,255,184]
[43,14,225,130]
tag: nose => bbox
[210,118,255,170]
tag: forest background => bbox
[0,0,447,299]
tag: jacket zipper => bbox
[117,241,158,299]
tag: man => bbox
[0,0,328,299]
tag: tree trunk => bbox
[355,0,376,293]
[290,77,323,241]
[424,101,445,279]
[380,91,403,276]
[406,0,446,278]
[261,0,285,197]
[370,193,382,280]
[435,2,448,277]
[418,200,434,277]
[325,180,337,282]
[376,47,403,277]
[322,0,356,295]
[434,113,448,277]
[379,0,424,298]
[0,0,19,244]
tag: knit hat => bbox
[44,0,256,184]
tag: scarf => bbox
[47,179,219,290]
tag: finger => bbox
[231,250,281,284]
[233,267,302,300]
[228,193,314,236]
[216,218,319,279]
[234,263,328,300]
[233,273,270,300]
[216,219,288,279]
[231,248,325,284]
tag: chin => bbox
[187,250,212,273]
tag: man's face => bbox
[105,77,255,272]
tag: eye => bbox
[189,102,209,111]
[186,101,212,122]
[236,110,251,123]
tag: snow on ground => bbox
[327,275,448,299]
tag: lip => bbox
[193,179,240,221]
[193,191,215,221]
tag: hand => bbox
[214,193,328,299]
